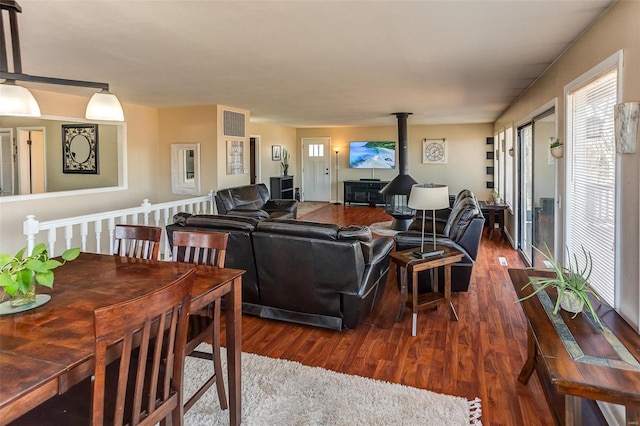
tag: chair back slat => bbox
[114,224,162,260]
[172,230,228,267]
[91,269,194,426]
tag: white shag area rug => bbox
[369,221,401,237]
[184,344,482,426]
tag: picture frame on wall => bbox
[62,124,99,174]
[272,145,282,161]
[226,140,244,175]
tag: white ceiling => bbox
[12,0,615,127]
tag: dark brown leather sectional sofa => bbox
[167,214,394,330]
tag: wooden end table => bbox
[390,246,464,336]
[479,200,508,240]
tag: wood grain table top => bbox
[509,268,640,408]
[0,253,244,424]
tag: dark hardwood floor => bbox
[222,204,554,426]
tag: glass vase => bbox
[10,278,36,307]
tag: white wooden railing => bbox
[23,191,216,260]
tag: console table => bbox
[509,268,640,425]
[343,180,388,206]
[479,200,508,240]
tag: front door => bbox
[301,137,331,201]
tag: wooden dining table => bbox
[0,253,244,426]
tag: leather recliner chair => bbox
[215,183,298,220]
[394,190,484,293]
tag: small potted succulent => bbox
[550,138,563,159]
[518,244,602,326]
[0,244,80,307]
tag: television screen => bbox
[349,141,396,169]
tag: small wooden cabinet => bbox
[343,180,388,206]
[270,175,294,199]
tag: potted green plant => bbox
[518,244,603,326]
[550,138,563,159]
[490,190,501,204]
[281,148,290,176]
[0,243,80,307]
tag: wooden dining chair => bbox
[9,269,195,426]
[171,230,229,413]
[114,224,162,260]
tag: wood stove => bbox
[380,112,417,231]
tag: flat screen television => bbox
[348,141,396,169]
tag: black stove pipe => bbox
[395,112,410,176]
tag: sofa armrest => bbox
[365,237,394,265]
[394,231,473,263]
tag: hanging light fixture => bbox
[0,1,124,121]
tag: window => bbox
[498,130,505,200]
[566,67,618,307]
[505,127,514,209]
[308,143,324,157]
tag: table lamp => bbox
[407,183,450,259]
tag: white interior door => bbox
[17,128,45,195]
[302,137,331,201]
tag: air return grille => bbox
[223,110,246,137]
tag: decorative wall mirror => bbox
[0,115,125,200]
[171,143,201,195]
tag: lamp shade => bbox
[85,89,124,121]
[407,183,449,210]
[0,82,41,117]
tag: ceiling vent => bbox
[223,110,246,138]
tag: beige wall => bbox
[495,0,640,328]
[297,123,493,201]
[158,105,218,200]
[249,122,297,185]
[0,90,160,256]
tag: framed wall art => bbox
[62,124,99,174]
[272,145,282,161]
[226,139,244,175]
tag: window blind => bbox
[567,69,617,307]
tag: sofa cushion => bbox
[185,214,260,231]
[256,219,339,240]
[231,185,265,210]
[337,225,372,243]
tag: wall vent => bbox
[223,110,246,137]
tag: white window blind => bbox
[567,69,617,307]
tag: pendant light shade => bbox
[1,2,124,121]
[85,89,124,121]
[0,81,41,117]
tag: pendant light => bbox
[0,1,124,121]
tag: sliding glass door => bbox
[518,109,556,267]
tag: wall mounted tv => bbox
[348,141,396,169]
